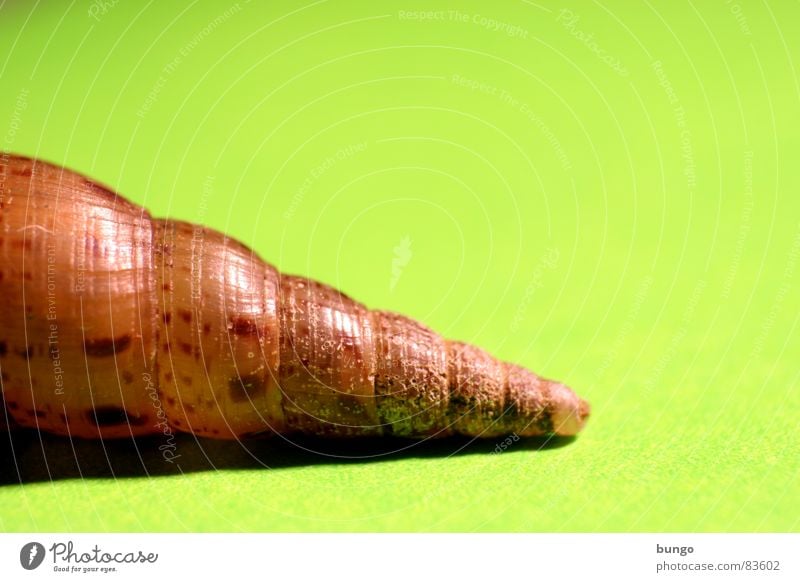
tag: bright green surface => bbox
[1,0,798,532]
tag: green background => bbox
[1,0,798,531]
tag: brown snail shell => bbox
[0,154,589,440]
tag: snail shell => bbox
[0,154,589,440]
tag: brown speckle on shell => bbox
[84,335,132,357]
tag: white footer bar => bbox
[1,533,797,581]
